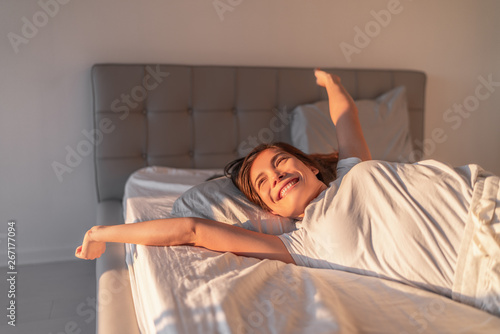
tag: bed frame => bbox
[91,64,426,333]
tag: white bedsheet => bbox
[124,166,500,334]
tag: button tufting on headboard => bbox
[92,64,426,201]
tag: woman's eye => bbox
[276,156,287,165]
[258,178,266,188]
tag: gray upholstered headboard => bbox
[92,64,426,202]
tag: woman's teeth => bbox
[280,179,298,199]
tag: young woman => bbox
[76,70,500,316]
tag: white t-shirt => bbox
[278,158,482,296]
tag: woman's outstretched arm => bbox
[314,69,371,161]
[75,218,295,264]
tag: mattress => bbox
[123,166,500,334]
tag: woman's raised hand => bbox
[75,226,106,260]
[314,68,341,88]
[313,68,372,161]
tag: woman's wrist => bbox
[324,77,339,91]
[88,225,103,242]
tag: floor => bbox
[0,259,96,334]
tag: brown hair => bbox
[224,142,338,212]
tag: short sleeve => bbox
[336,157,362,179]
[278,229,310,267]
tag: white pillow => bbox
[171,176,297,235]
[123,166,225,223]
[290,86,413,162]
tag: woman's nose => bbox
[272,172,284,187]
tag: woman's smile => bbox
[277,177,299,201]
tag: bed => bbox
[91,64,500,333]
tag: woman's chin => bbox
[276,199,307,218]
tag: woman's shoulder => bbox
[335,157,363,179]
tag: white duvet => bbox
[124,166,500,334]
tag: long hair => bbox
[224,142,338,212]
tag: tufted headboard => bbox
[91,64,426,202]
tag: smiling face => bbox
[249,148,328,218]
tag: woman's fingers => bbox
[314,69,326,86]
[75,245,90,259]
[75,245,101,260]
[314,69,341,87]
[75,245,85,259]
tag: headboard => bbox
[91,64,426,202]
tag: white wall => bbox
[1,0,499,266]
